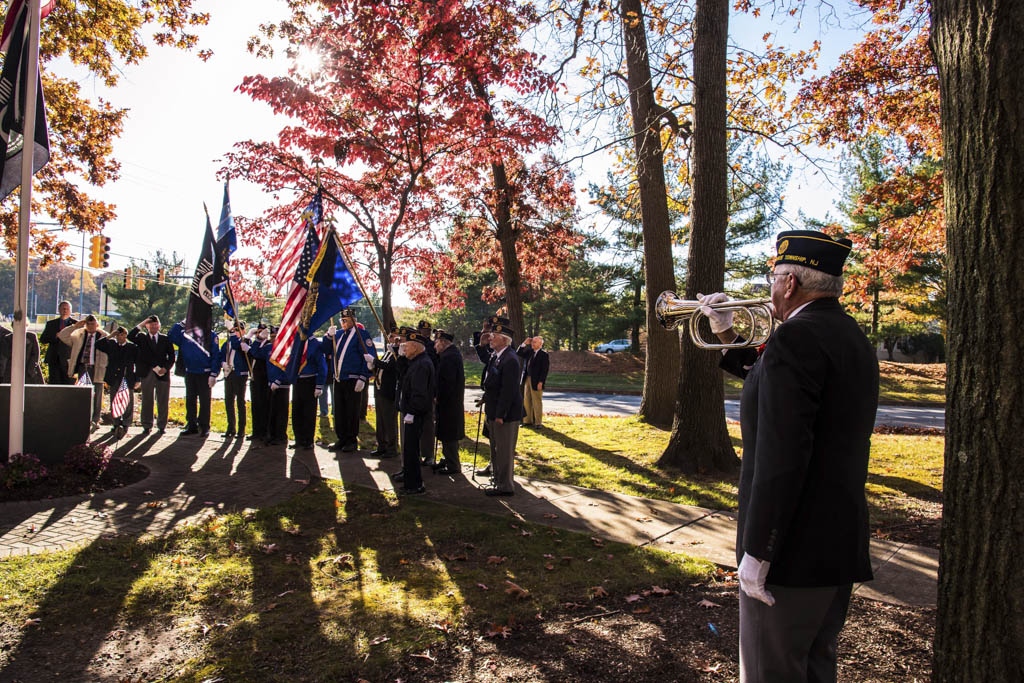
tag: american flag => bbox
[268,192,323,291]
[111,378,131,419]
[269,192,323,370]
[75,371,92,387]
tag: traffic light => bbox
[88,235,110,269]
[157,267,166,284]
[133,270,146,290]
[123,267,132,288]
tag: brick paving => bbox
[0,427,310,557]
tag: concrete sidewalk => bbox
[295,448,939,608]
[0,428,937,609]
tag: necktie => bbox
[152,334,157,345]
[87,333,94,365]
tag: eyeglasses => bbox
[766,270,801,286]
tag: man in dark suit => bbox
[96,326,140,439]
[472,315,506,478]
[432,329,465,474]
[371,324,401,458]
[241,325,271,441]
[128,315,175,434]
[516,335,550,427]
[38,300,76,384]
[392,328,435,495]
[481,321,523,496]
[219,321,250,439]
[704,230,878,683]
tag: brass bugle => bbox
[654,291,775,350]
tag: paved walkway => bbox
[0,428,937,608]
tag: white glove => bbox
[208,376,217,388]
[403,413,414,424]
[738,553,775,606]
[270,381,282,391]
[315,386,323,398]
[363,352,374,370]
[258,328,270,340]
[697,292,734,334]
[240,342,251,353]
[354,379,365,392]
[327,325,337,336]
[222,362,230,374]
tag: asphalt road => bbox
[171,378,944,429]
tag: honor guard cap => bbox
[341,308,356,319]
[435,329,455,342]
[491,322,516,340]
[402,328,431,346]
[774,230,853,276]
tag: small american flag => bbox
[75,371,92,387]
[270,191,323,370]
[111,378,131,419]
[268,191,323,292]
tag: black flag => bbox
[0,0,50,199]
[184,213,227,352]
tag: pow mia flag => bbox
[184,212,227,352]
[0,0,52,199]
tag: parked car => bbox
[595,339,631,353]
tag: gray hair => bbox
[776,264,844,297]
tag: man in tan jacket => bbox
[58,315,108,431]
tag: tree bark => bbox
[930,1,1024,679]
[621,0,680,427]
[658,0,737,473]
[631,277,642,352]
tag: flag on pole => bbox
[0,0,52,199]
[268,193,322,292]
[111,378,130,418]
[75,370,92,387]
[213,180,237,318]
[298,228,363,339]
[184,210,227,353]
[269,191,324,370]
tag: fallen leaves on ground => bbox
[504,580,530,600]
[699,599,721,609]
[485,623,511,639]
[486,555,506,565]
[259,543,278,555]
[369,635,390,646]
[590,586,609,598]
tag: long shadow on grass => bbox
[524,425,737,510]
[866,473,941,502]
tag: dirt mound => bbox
[548,350,645,375]
[879,360,945,382]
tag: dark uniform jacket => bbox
[0,327,45,384]
[483,346,524,422]
[721,297,878,588]
[39,316,76,368]
[247,338,270,386]
[95,338,139,388]
[436,344,465,441]
[373,346,399,402]
[127,328,175,380]
[400,351,435,418]
[516,346,550,390]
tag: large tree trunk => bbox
[631,276,642,352]
[930,2,1024,679]
[621,0,679,427]
[659,0,737,473]
[491,158,526,346]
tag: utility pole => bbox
[78,230,85,314]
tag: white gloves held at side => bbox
[314,387,323,398]
[354,379,365,392]
[270,381,282,392]
[697,292,734,334]
[364,353,375,370]
[208,376,217,388]
[403,413,414,424]
[738,553,775,606]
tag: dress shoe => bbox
[90,422,99,433]
[141,427,151,435]
[398,486,426,495]
[476,465,493,477]
[246,434,258,441]
[181,428,199,436]
[301,443,314,451]
[288,442,298,449]
[370,448,385,456]
[114,426,126,440]
[224,430,235,438]
[483,487,514,497]
[341,443,357,453]
[391,471,405,482]
[199,430,210,438]
[329,441,344,451]
[157,427,166,434]
[379,451,398,459]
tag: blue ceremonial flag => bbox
[298,228,363,338]
[213,181,237,318]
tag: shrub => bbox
[64,442,112,477]
[1,453,48,488]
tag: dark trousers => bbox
[292,376,317,446]
[441,440,459,469]
[401,414,424,489]
[48,361,71,385]
[267,384,290,442]
[739,583,853,683]
[333,378,362,446]
[250,378,270,438]
[184,373,211,432]
[224,373,248,434]
[419,400,436,463]
[318,382,332,416]
[374,389,398,453]
[139,370,170,430]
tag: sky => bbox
[40,0,869,311]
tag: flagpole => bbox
[207,197,253,376]
[9,0,42,457]
[331,228,386,340]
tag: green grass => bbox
[0,482,714,680]
[465,363,644,392]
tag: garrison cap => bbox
[774,230,853,277]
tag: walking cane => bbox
[471,398,484,480]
